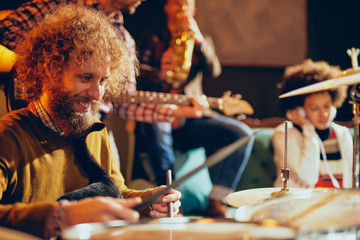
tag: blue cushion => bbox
[174,148,212,215]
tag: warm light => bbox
[195,218,216,223]
[259,219,279,227]
[0,45,16,73]
[0,10,13,20]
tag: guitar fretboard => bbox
[105,90,221,110]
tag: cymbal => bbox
[225,187,306,208]
[279,69,360,98]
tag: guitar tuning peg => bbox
[233,94,242,99]
[223,90,232,96]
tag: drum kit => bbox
[4,49,360,240]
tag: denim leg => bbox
[139,122,175,185]
[173,115,254,191]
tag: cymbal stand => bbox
[281,120,290,191]
[347,47,360,188]
[271,121,290,197]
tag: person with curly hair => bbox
[0,4,181,239]
[272,59,352,189]
[1,0,207,120]
[1,0,210,174]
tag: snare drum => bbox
[235,188,360,239]
[62,217,297,240]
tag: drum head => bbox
[225,187,307,208]
[235,188,360,233]
[62,217,297,240]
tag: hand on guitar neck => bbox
[105,90,254,117]
[173,95,209,119]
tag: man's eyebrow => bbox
[75,73,94,78]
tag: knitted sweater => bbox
[0,109,152,238]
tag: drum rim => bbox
[61,217,298,240]
[61,219,131,240]
[235,188,360,231]
[225,187,309,208]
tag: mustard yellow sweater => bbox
[0,109,152,238]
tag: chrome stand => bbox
[350,85,360,188]
[347,48,360,188]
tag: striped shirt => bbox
[315,127,343,188]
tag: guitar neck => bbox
[106,90,221,109]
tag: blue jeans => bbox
[135,114,254,191]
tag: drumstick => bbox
[133,133,256,211]
[167,169,174,218]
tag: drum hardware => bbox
[167,169,174,218]
[279,47,360,189]
[226,121,298,209]
[271,121,291,197]
[348,48,360,188]
[278,66,360,99]
[133,134,255,211]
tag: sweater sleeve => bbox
[272,123,320,187]
[0,155,56,238]
[0,202,56,239]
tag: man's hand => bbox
[172,95,209,128]
[149,186,182,218]
[61,197,141,224]
[173,95,209,118]
[45,197,142,239]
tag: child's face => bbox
[303,91,334,130]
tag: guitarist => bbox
[135,0,254,217]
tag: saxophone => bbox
[165,0,195,89]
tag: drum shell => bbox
[61,217,297,240]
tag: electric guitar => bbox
[7,77,253,115]
[105,89,253,116]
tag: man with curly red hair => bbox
[0,4,181,239]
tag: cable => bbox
[318,137,340,188]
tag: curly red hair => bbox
[15,3,138,101]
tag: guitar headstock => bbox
[220,92,254,116]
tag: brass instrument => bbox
[165,0,195,88]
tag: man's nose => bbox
[87,82,103,101]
